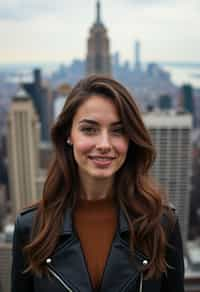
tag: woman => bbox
[12,75,184,292]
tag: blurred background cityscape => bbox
[0,0,200,291]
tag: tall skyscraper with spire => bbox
[86,1,112,76]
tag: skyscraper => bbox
[7,88,40,216]
[180,84,197,128]
[134,40,141,72]
[86,1,112,76]
[181,84,194,114]
[158,94,172,110]
[23,69,50,141]
[143,110,192,243]
[0,242,12,292]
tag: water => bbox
[161,64,200,88]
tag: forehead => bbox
[73,95,120,123]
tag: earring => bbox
[67,138,72,146]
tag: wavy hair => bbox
[24,75,173,279]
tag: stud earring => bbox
[66,138,72,146]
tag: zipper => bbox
[47,266,73,292]
[139,272,143,292]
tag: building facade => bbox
[0,242,12,292]
[7,88,40,217]
[86,1,112,76]
[143,110,192,243]
[23,69,50,141]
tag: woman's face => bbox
[69,95,129,182]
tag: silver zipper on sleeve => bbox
[47,266,73,292]
[139,272,143,292]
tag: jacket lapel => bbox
[45,207,93,292]
[99,208,149,292]
[45,207,149,292]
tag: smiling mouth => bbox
[88,156,115,167]
[88,156,115,161]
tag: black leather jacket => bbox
[11,206,185,292]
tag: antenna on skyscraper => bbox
[96,0,101,24]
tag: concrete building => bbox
[23,69,51,141]
[158,94,172,110]
[180,84,194,114]
[0,185,7,231]
[0,242,12,292]
[185,271,200,292]
[86,0,112,76]
[193,89,200,128]
[7,88,40,217]
[143,110,192,243]
[36,141,53,197]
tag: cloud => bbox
[117,0,178,7]
[0,0,68,21]
[0,0,199,63]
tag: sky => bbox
[0,0,200,64]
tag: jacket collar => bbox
[61,205,129,235]
[62,207,73,234]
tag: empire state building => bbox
[86,1,112,76]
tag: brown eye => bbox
[80,127,97,135]
[112,127,125,135]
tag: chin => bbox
[89,170,116,179]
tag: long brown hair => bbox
[24,75,173,279]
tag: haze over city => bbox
[0,0,200,63]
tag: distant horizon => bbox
[1,60,200,67]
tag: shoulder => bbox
[14,206,38,241]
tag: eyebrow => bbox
[79,119,123,126]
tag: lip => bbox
[88,156,115,167]
[88,156,115,159]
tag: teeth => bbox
[92,157,112,161]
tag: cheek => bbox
[73,137,95,154]
[114,139,129,156]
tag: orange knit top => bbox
[73,197,117,290]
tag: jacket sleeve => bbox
[11,215,34,292]
[160,217,185,292]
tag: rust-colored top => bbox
[73,196,117,289]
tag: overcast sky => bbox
[0,0,199,64]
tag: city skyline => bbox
[0,0,200,64]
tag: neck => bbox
[79,175,114,201]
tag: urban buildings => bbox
[0,185,7,230]
[194,89,200,128]
[0,242,12,292]
[7,88,40,217]
[158,94,172,110]
[86,1,112,76]
[143,110,193,243]
[181,84,194,115]
[0,1,199,290]
[53,83,72,120]
[134,40,141,72]
[23,69,51,141]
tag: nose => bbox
[96,131,112,152]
